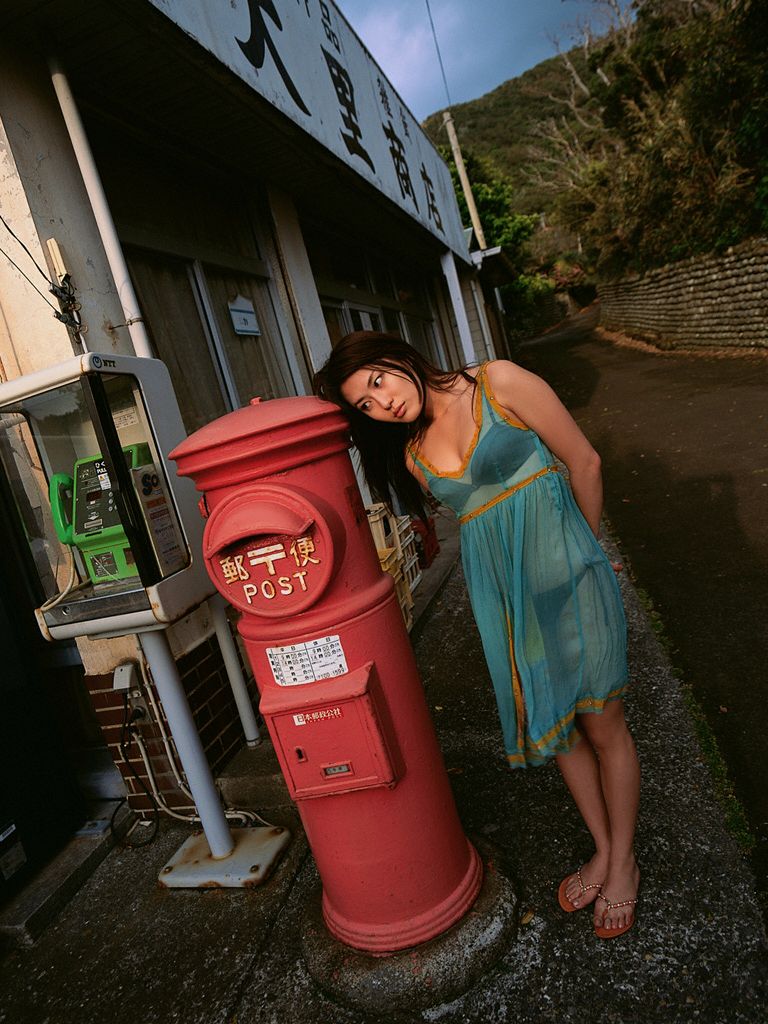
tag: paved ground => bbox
[515,309,768,919]
[1,536,766,1021]
[2,311,768,1021]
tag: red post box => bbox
[170,396,482,953]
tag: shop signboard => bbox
[147,0,468,259]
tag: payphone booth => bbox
[0,352,210,639]
[0,353,288,887]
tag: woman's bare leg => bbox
[555,727,611,908]
[578,699,640,931]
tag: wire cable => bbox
[1,218,86,341]
[112,693,160,847]
[0,213,52,283]
[137,653,279,829]
[425,0,453,108]
[0,242,62,316]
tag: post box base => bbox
[157,826,290,888]
[321,838,483,952]
[300,839,518,1013]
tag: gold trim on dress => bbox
[458,465,560,524]
[506,610,526,753]
[505,683,629,764]
[407,364,486,479]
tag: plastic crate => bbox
[367,503,398,553]
[394,516,416,561]
[394,573,414,631]
[403,551,422,594]
[377,542,415,630]
[377,546,400,577]
[400,528,418,572]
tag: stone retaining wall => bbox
[597,237,768,349]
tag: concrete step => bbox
[217,737,292,810]
[0,802,133,950]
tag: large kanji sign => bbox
[147,0,467,258]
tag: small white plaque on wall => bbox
[228,295,260,336]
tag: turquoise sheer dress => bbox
[408,364,628,767]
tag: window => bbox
[126,250,228,433]
[202,267,292,405]
[322,304,347,346]
[127,248,295,431]
[347,306,382,333]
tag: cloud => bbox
[348,2,463,118]
[339,0,624,121]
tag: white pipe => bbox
[139,629,234,858]
[49,58,263,766]
[210,594,262,747]
[440,252,475,365]
[48,59,153,360]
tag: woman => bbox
[314,331,640,938]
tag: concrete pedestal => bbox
[300,839,518,1012]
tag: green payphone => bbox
[0,352,214,641]
[49,443,150,584]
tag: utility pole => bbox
[425,0,487,251]
[442,109,487,251]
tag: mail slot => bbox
[259,663,400,800]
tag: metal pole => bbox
[470,277,495,360]
[210,594,261,747]
[442,110,487,251]
[139,629,234,859]
[440,252,475,364]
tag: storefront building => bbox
[0,0,500,895]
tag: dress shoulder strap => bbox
[475,360,530,432]
[474,361,494,409]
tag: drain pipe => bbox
[48,58,151,360]
[210,594,261,746]
[440,252,475,364]
[48,58,259,748]
[470,277,495,360]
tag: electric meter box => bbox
[0,352,214,640]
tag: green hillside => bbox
[422,50,585,217]
[423,1,768,279]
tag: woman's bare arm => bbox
[485,360,604,536]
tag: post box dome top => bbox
[169,395,352,491]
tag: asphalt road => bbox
[515,308,768,917]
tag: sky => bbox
[337,0,612,122]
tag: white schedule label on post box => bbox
[267,635,348,686]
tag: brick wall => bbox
[86,636,255,816]
[598,237,768,350]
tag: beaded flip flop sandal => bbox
[593,891,638,938]
[557,866,603,913]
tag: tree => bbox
[524,0,768,277]
[436,146,534,256]
[438,144,559,334]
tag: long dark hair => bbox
[313,331,474,518]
